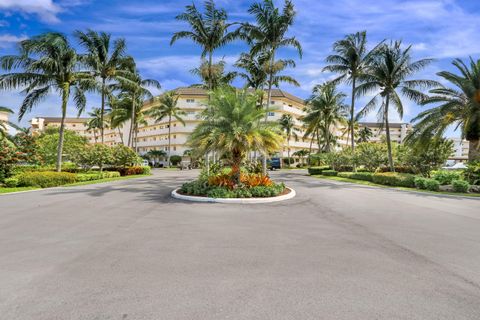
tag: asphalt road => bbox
[1,169,479,319]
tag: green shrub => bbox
[76,173,101,182]
[372,172,416,188]
[4,177,19,188]
[452,180,470,193]
[338,172,373,181]
[424,179,440,191]
[308,166,330,175]
[282,157,294,165]
[206,187,233,198]
[17,171,77,188]
[250,186,275,197]
[414,177,428,189]
[170,155,182,166]
[101,171,121,179]
[322,170,338,176]
[180,180,210,196]
[233,188,252,198]
[124,166,150,176]
[464,162,480,185]
[432,170,462,185]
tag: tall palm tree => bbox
[87,108,108,143]
[147,91,186,167]
[0,32,93,171]
[355,41,439,171]
[279,113,298,167]
[324,31,381,152]
[171,0,239,92]
[409,58,480,161]
[357,126,373,143]
[242,0,302,173]
[75,29,134,143]
[189,87,282,184]
[235,51,269,92]
[302,83,348,152]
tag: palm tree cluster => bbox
[0,30,160,171]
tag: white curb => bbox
[171,187,296,204]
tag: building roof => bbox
[32,117,90,123]
[172,87,305,105]
[359,122,411,128]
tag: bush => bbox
[308,166,330,175]
[206,187,233,198]
[0,140,21,182]
[432,170,462,185]
[354,142,388,172]
[17,171,77,188]
[322,170,338,176]
[464,162,480,185]
[337,172,373,181]
[124,166,151,176]
[282,157,294,165]
[233,188,252,198]
[424,179,440,191]
[170,155,182,166]
[76,171,121,182]
[414,177,428,189]
[3,177,19,188]
[452,180,470,193]
[372,172,416,188]
[180,180,210,196]
[112,145,141,167]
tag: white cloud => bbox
[0,34,28,48]
[0,0,62,23]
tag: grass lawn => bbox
[312,174,480,198]
[0,174,150,195]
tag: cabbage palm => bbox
[190,59,237,89]
[303,83,348,152]
[324,31,381,151]
[409,58,480,161]
[75,29,134,143]
[279,113,299,167]
[357,126,373,143]
[189,87,282,183]
[242,0,302,173]
[147,91,186,167]
[87,108,108,143]
[356,41,439,171]
[171,0,239,91]
[0,32,93,171]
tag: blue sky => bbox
[1,0,480,137]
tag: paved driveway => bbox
[1,169,479,319]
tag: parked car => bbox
[267,157,281,170]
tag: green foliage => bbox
[282,157,295,165]
[0,140,20,182]
[75,144,114,169]
[322,170,338,176]
[308,166,330,175]
[372,172,416,188]
[324,150,353,172]
[12,131,41,165]
[3,177,19,188]
[17,171,77,188]
[338,172,373,181]
[170,155,182,166]
[112,145,141,167]
[36,128,87,165]
[397,139,454,176]
[432,170,463,185]
[76,171,121,182]
[354,142,388,172]
[308,153,327,166]
[414,177,428,189]
[233,188,253,198]
[180,178,285,198]
[424,179,440,191]
[206,187,233,198]
[464,162,480,185]
[452,180,470,193]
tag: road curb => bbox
[171,187,296,204]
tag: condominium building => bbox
[28,87,413,157]
[447,138,469,164]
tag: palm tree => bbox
[171,0,239,92]
[189,87,282,184]
[75,29,134,143]
[147,91,186,167]
[242,0,302,173]
[145,149,167,165]
[357,126,373,143]
[292,149,309,166]
[279,114,299,167]
[86,108,108,143]
[302,83,348,152]
[190,59,237,89]
[355,41,439,171]
[409,58,480,161]
[324,31,381,152]
[0,32,93,171]
[0,107,20,142]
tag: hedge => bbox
[322,170,338,176]
[337,172,373,181]
[452,180,470,193]
[372,172,416,188]
[17,172,77,188]
[308,166,330,175]
[3,177,19,188]
[77,171,121,182]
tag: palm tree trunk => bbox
[167,115,172,167]
[117,127,124,145]
[384,95,395,172]
[350,78,356,151]
[93,130,97,143]
[128,94,136,149]
[468,139,480,161]
[316,128,321,152]
[56,84,70,172]
[262,50,276,175]
[287,136,291,168]
[100,78,106,144]
[307,135,313,165]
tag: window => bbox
[270,100,275,105]
[72,124,76,127]
[173,146,177,151]
[173,135,176,139]
[174,123,177,127]
[186,99,195,103]
[268,112,275,116]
